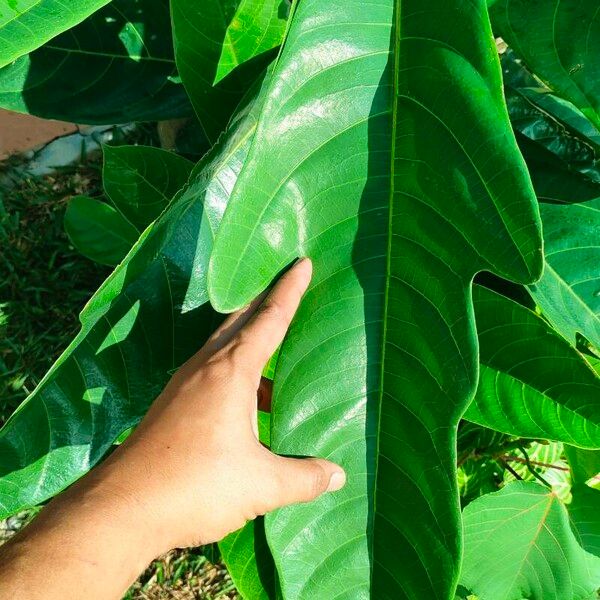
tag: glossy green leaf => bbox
[171,0,283,142]
[0,0,192,123]
[220,519,276,600]
[103,145,193,232]
[569,484,600,557]
[465,285,600,447]
[529,198,600,350]
[0,0,109,67]
[0,78,264,518]
[64,195,139,267]
[489,0,600,130]
[214,0,288,85]
[461,481,600,600]
[208,0,542,596]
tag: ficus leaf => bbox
[529,198,600,351]
[0,0,109,67]
[0,0,193,124]
[465,285,600,447]
[64,195,139,267]
[489,0,600,130]
[208,0,542,597]
[103,145,194,233]
[460,481,600,600]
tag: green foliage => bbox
[466,286,600,447]
[461,481,600,600]
[208,0,540,596]
[0,0,192,123]
[489,0,600,130]
[529,199,600,350]
[3,1,600,599]
[64,195,138,266]
[102,145,193,232]
[0,0,110,68]
[171,0,286,142]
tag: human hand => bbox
[95,257,346,554]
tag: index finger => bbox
[234,257,312,373]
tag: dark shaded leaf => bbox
[0,0,192,123]
[64,195,138,266]
[103,145,193,232]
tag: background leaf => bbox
[208,0,542,597]
[0,0,110,67]
[460,481,600,600]
[569,483,600,557]
[171,0,285,142]
[0,0,193,124]
[103,145,193,232]
[529,199,600,351]
[489,0,600,130]
[0,84,264,517]
[64,195,139,266]
[465,285,600,447]
[214,0,288,85]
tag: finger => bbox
[235,257,312,372]
[203,290,269,355]
[266,456,346,510]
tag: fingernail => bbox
[326,470,346,493]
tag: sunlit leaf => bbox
[465,285,600,447]
[208,0,542,596]
[461,481,600,600]
[0,0,109,67]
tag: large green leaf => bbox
[460,481,600,600]
[529,199,600,350]
[465,285,600,447]
[103,145,193,232]
[0,0,109,67]
[0,0,192,123]
[171,0,285,143]
[64,195,139,267]
[208,0,542,596]
[0,82,263,518]
[489,0,600,130]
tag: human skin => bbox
[0,258,345,600]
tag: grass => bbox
[0,148,238,599]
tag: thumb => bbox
[269,456,346,509]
